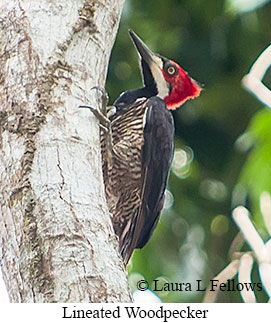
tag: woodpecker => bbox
[84,30,202,265]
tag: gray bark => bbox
[0,0,131,302]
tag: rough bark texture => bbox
[0,0,131,302]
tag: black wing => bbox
[123,96,175,264]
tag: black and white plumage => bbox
[102,96,174,264]
[100,30,201,265]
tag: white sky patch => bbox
[228,0,270,13]
[133,289,161,303]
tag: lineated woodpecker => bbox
[82,30,202,265]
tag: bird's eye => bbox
[167,66,176,76]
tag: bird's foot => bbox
[79,86,110,129]
[79,86,113,159]
[90,86,109,115]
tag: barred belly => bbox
[101,99,147,237]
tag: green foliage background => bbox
[107,0,271,302]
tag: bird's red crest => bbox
[162,61,202,110]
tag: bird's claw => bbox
[79,85,111,129]
[79,105,111,131]
[79,86,113,161]
[90,86,109,115]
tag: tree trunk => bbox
[0,0,131,302]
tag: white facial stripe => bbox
[149,59,170,99]
[152,55,163,69]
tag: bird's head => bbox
[129,30,202,110]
